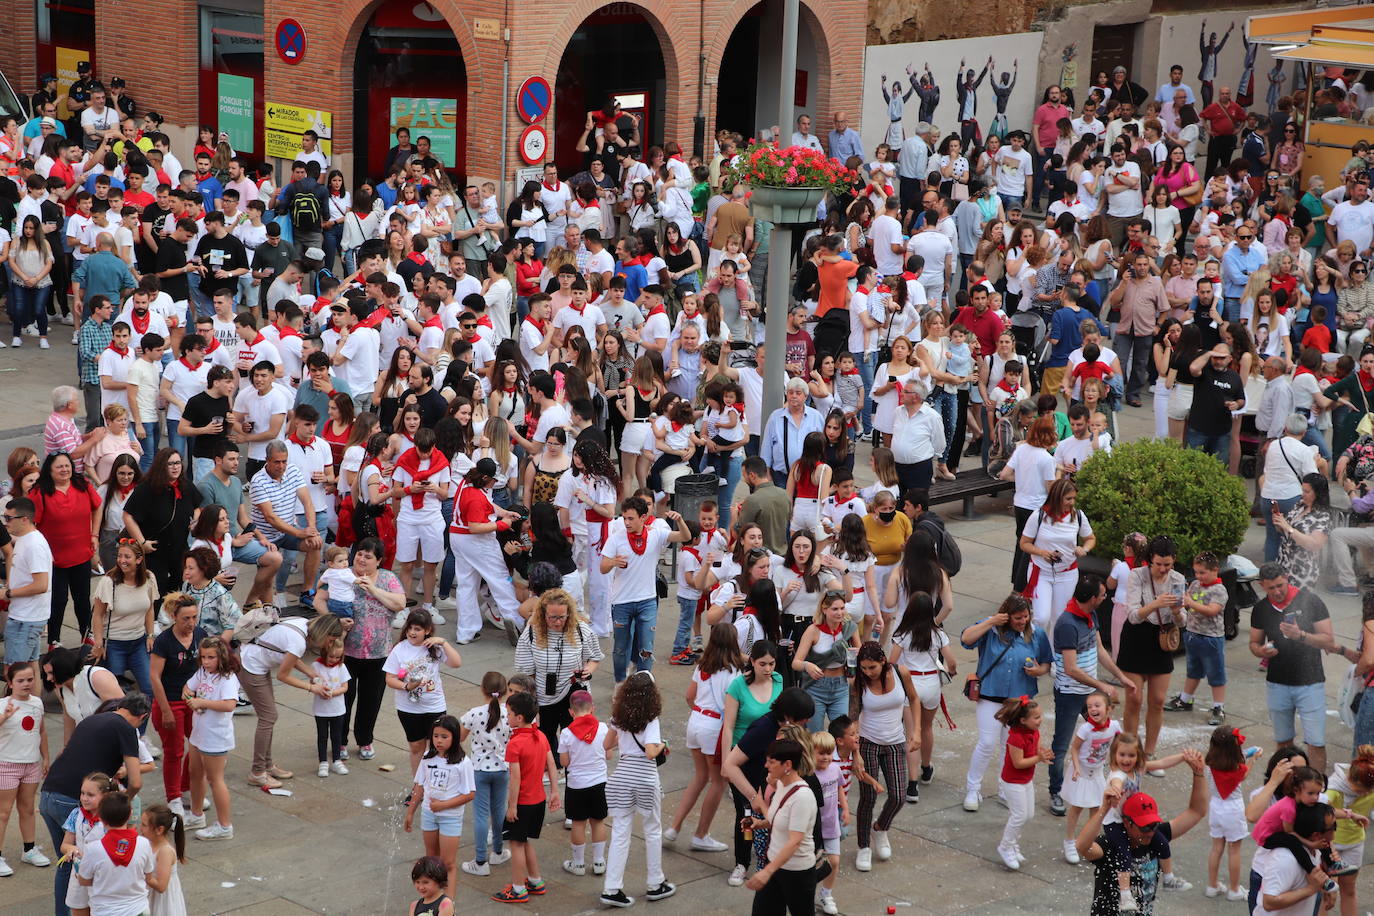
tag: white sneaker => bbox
[461,860,490,876]
[147,743,161,759]
[331,760,349,775]
[820,895,839,915]
[0,338,6,348]
[38,338,50,349]
[195,823,233,841]
[21,847,50,867]
[997,843,1020,870]
[318,763,330,778]
[1015,848,1026,864]
[1118,888,1138,912]
[1225,888,1247,901]
[60,315,74,326]
[24,324,37,337]
[591,860,606,875]
[873,829,891,861]
[434,595,456,611]
[855,847,872,872]
[561,859,586,876]
[1146,768,1167,778]
[168,798,185,818]
[1161,874,1192,892]
[0,856,12,877]
[391,609,409,628]
[962,791,981,812]
[10,337,20,348]
[662,827,678,843]
[689,835,729,853]
[1205,885,1223,898]
[182,812,207,830]
[420,603,445,625]
[727,864,747,886]
[1063,839,1081,864]
[488,849,512,866]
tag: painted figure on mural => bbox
[956,56,992,151]
[1237,33,1260,107]
[1059,43,1078,108]
[916,64,941,125]
[990,60,1017,141]
[881,66,918,147]
[1198,19,1235,108]
[1266,61,1286,115]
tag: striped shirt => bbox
[248,464,307,543]
[43,412,84,473]
[512,620,604,705]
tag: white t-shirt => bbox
[413,754,475,814]
[736,366,764,434]
[459,703,511,772]
[1104,161,1143,217]
[1021,508,1093,572]
[285,436,331,516]
[553,303,606,343]
[1055,434,1098,473]
[1261,437,1320,501]
[0,694,45,763]
[533,401,570,444]
[125,358,162,423]
[1329,199,1374,255]
[185,669,240,754]
[558,720,610,789]
[907,231,953,290]
[337,326,381,395]
[392,454,450,523]
[995,148,1033,198]
[870,213,904,276]
[237,385,291,460]
[1252,845,1321,916]
[239,617,309,675]
[96,348,135,410]
[78,834,156,916]
[641,311,671,349]
[310,659,350,719]
[616,718,662,757]
[7,531,53,623]
[160,358,209,421]
[600,517,673,604]
[383,640,449,714]
[519,318,551,372]
[1006,444,1056,510]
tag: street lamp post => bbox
[760,0,801,422]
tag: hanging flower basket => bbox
[725,142,857,225]
[747,185,830,224]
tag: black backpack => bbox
[291,190,322,233]
[918,515,962,578]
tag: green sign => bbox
[217,74,255,152]
[389,97,458,168]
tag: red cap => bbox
[1121,792,1162,827]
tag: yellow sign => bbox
[55,47,88,120]
[265,102,332,137]
[474,18,501,40]
[265,130,332,161]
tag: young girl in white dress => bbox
[142,803,187,916]
[1061,690,1120,864]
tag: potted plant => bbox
[725,142,858,224]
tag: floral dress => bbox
[1276,505,1331,590]
[344,568,404,661]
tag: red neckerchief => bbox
[476,315,493,329]
[1088,714,1112,731]
[178,357,200,371]
[1358,370,1374,393]
[1064,598,1095,627]
[107,343,129,356]
[81,806,100,827]
[1125,556,1144,569]
[645,303,666,318]
[100,828,139,867]
[670,420,685,432]
[406,252,427,266]
[395,447,445,510]
[542,179,561,193]
[842,367,861,376]
[1211,763,1249,801]
[277,324,301,339]
[900,270,918,282]
[169,478,182,499]
[203,338,220,355]
[997,377,1020,394]
[130,309,150,335]
[524,315,546,332]
[876,283,892,295]
[423,315,443,331]
[1295,366,1314,378]
[117,482,135,497]
[250,333,267,347]
[567,714,600,743]
[288,433,316,450]
[312,297,333,315]
[568,300,586,315]
[318,656,343,668]
[817,619,844,637]
[626,517,657,555]
[856,285,870,295]
[1271,584,1301,611]
[357,307,391,330]
[624,254,650,268]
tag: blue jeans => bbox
[103,637,153,732]
[673,595,697,654]
[1301,426,1331,462]
[1032,145,1053,209]
[1222,297,1243,324]
[3,618,46,664]
[276,510,328,592]
[716,451,743,529]
[805,674,851,732]
[8,282,52,335]
[859,350,878,434]
[40,789,79,916]
[1185,428,1231,462]
[1355,686,1374,749]
[192,456,216,485]
[165,417,190,461]
[188,271,212,318]
[1048,689,1088,796]
[998,193,1025,214]
[1262,494,1301,564]
[472,769,508,862]
[612,597,659,682]
[322,223,344,271]
[138,421,160,472]
[929,387,958,465]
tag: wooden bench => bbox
[929,468,1013,520]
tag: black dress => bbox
[1114,567,1183,676]
[124,479,203,595]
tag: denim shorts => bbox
[1267,681,1327,746]
[1183,631,1227,686]
[233,538,270,564]
[3,618,46,664]
[421,806,464,837]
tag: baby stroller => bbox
[1009,310,1050,392]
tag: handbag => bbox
[1156,613,1181,653]
[631,731,669,768]
[963,633,1017,702]
[1180,167,1205,207]
[1356,384,1374,438]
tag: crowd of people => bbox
[3,56,1374,916]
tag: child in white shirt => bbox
[479,181,503,252]
[318,546,357,619]
[556,690,610,876]
[311,638,352,776]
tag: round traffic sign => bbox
[519,125,548,165]
[516,76,552,125]
[275,18,307,65]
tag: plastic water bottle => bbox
[1244,746,1263,760]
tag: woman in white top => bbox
[1018,479,1096,630]
[418,185,453,266]
[888,591,956,794]
[935,135,970,200]
[1144,185,1182,259]
[1249,290,1293,364]
[601,672,672,906]
[914,310,964,481]
[871,337,925,445]
[1003,223,1039,311]
[41,646,124,742]
[850,641,917,872]
[322,170,353,271]
[998,416,1059,592]
[341,191,385,275]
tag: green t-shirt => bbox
[197,473,248,536]
[1301,191,1327,249]
[725,671,783,745]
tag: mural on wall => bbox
[862,32,1045,157]
[1155,12,1289,117]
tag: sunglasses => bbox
[823,590,847,601]
[1355,267,1369,274]
[1237,234,1254,240]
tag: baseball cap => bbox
[473,457,499,478]
[1121,792,1162,827]
[39,117,56,129]
[77,61,91,73]
[304,247,326,261]
[109,76,126,88]
[39,72,55,84]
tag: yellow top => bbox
[863,513,912,567]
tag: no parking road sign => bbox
[275,18,307,65]
[516,76,551,124]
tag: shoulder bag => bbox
[1148,575,1181,653]
[963,632,1017,702]
[631,730,669,768]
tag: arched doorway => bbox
[352,0,467,181]
[554,4,667,173]
[716,0,820,141]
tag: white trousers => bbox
[449,532,520,641]
[583,533,612,638]
[1152,382,1170,439]
[1025,563,1079,631]
[998,778,1035,850]
[965,698,1010,795]
[1331,525,1374,588]
[602,804,664,895]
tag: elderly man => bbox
[249,440,322,604]
[761,377,825,487]
[891,384,946,491]
[1260,413,1323,563]
[897,122,933,216]
[1221,223,1268,324]
[791,114,824,152]
[44,385,106,475]
[72,234,136,324]
[826,111,864,164]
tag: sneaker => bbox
[298,589,316,610]
[195,823,234,841]
[1160,874,1192,891]
[60,315,74,326]
[0,856,12,877]
[599,890,634,907]
[689,835,729,852]
[182,812,207,830]
[1328,856,1358,876]
[491,885,528,904]
[331,760,349,775]
[234,696,254,715]
[1208,706,1226,726]
[422,604,445,626]
[962,791,981,812]
[1118,888,1139,912]
[38,338,49,349]
[563,818,572,830]
[873,829,891,861]
[1049,793,1066,816]
[561,859,585,876]
[358,745,376,760]
[338,746,349,761]
[1145,769,1167,778]
[318,762,330,778]
[997,843,1020,870]
[920,764,934,784]
[1015,848,1026,865]
[663,827,678,842]
[645,882,675,901]
[391,609,409,629]
[1162,695,1194,712]
[1063,840,1080,864]
[1330,584,1361,596]
[21,847,50,867]
[905,781,920,803]
[10,338,19,348]
[247,771,282,789]
[434,595,456,611]
[855,847,872,872]
[1205,885,1223,898]
[591,860,606,875]
[728,864,747,886]
[461,860,490,876]
[168,798,185,818]
[668,649,697,665]
[267,765,294,780]
[820,895,839,915]
[525,878,546,896]
[489,849,512,866]
[1226,888,1248,901]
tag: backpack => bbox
[233,601,281,645]
[917,515,962,578]
[291,190,322,233]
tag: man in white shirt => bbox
[891,385,946,492]
[906,215,954,309]
[282,404,333,600]
[552,280,607,348]
[1055,404,1105,474]
[332,302,382,415]
[1070,100,1104,141]
[97,322,136,411]
[512,372,567,457]
[519,293,556,372]
[234,312,282,389]
[870,196,905,278]
[297,131,329,171]
[79,86,120,150]
[233,361,291,475]
[994,130,1034,214]
[790,114,824,152]
[1329,177,1374,259]
[1,498,53,663]
[598,498,692,682]
[1251,803,1337,916]
[1104,144,1144,249]
[539,162,572,236]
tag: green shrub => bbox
[1074,438,1248,564]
